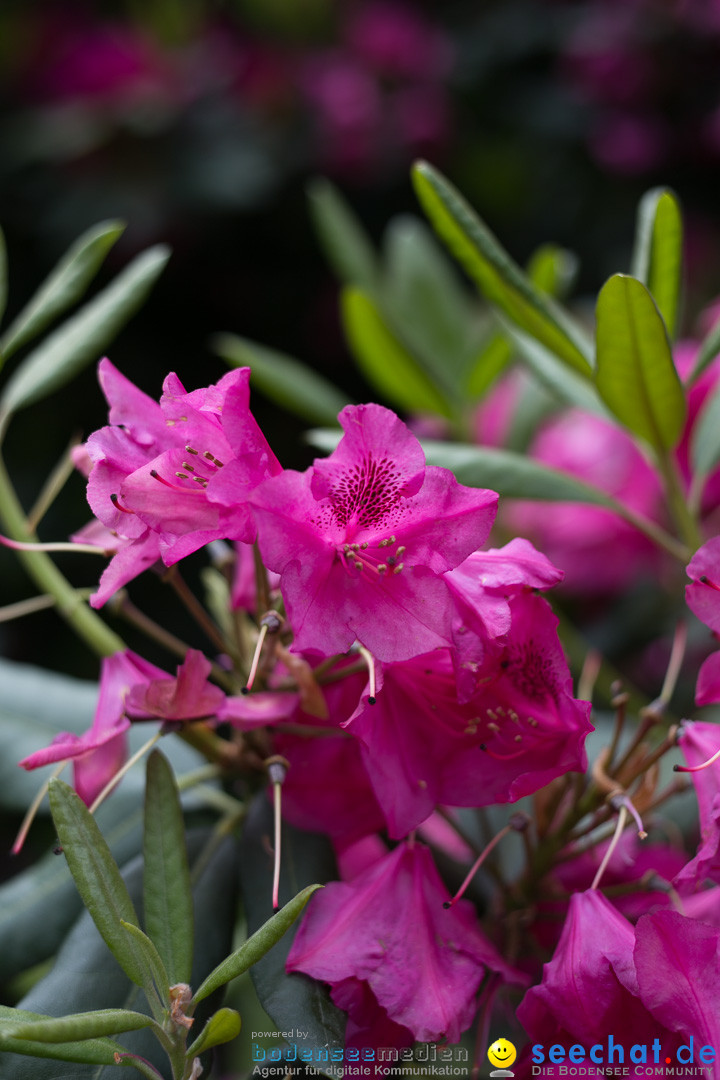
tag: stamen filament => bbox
[591,805,628,890]
[242,622,269,694]
[266,756,289,910]
[110,493,135,514]
[674,745,720,773]
[443,822,514,908]
[358,645,376,704]
[88,731,163,815]
[12,761,67,854]
[0,535,106,555]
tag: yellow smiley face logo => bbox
[488,1039,517,1070]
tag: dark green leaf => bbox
[527,243,579,300]
[239,796,346,1065]
[192,885,321,1005]
[143,751,193,986]
[687,311,720,385]
[0,1008,125,1066]
[341,287,452,416]
[119,924,170,1008]
[421,440,619,504]
[0,244,170,415]
[186,1008,241,1057]
[5,1011,154,1043]
[47,779,146,990]
[214,332,349,426]
[595,274,686,451]
[631,188,683,339]
[411,161,593,376]
[0,221,125,362]
[307,178,378,290]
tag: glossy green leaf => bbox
[47,779,147,990]
[383,215,484,395]
[691,378,720,477]
[5,1010,154,1043]
[631,188,683,339]
[411,160,593,376]
[595,274,686,451]
[341,287,452,416]
[0,244,169,415]
[192,884,321,1005]
[120,923,170,1008]
[143,751,193,986]
[0,220,125,362]
[687,311,720,385]
[0,1008,125,1066]
[307,178,378,290]
[186,1008,241,1057]
[527,243,579,300]
[421,440,619,504]
[214,332,349,426]
[239,797,346,1063]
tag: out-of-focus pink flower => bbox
[18,650,165,805]
[287,841,524,1047]
[673,721,720,890]
[344,2,452,81]
[251,403,498,662]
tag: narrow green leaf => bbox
[464,332,511,400]
[691,378,720,477]
[631,188,683,339]
[0,220,125,362]
[0,227,7,331]
[420,440,619,504]
[595,274,686,451]
[500,320,608,416]
[0,244,170,416]
[307,178,378,290]
[192,884,322,1005]
[143,750,193,986]
[214,332,349,426]
[47,778,147,990]
[120,922,171,1008]
[687,311,720,385]
[186,1008,241,1057]
[341,287,452,416]
[5,1010,154,1043]
[0,1008,125,1066]
[411,160,593,376]
[527,243,579,300]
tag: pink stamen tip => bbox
[674,745,720,773]
[150,469,176,489]
[110,493,135,514]
[700,575,720,593]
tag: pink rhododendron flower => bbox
[125,648,226,721]
[18,650,165,805]
[685,540,720,704]
[251,403,498,662]
[673,721,720,891]
[346,593,592,837]
[287,841,524,1048]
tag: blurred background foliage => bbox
[3,0,720,677]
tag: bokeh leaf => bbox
[631,188,683,339]
[691,378,720,478]
[412,160,593,376]
[595,274,686,451]
[307,178,378,290]
[527,243,579,300]
[214,332,349,426]
[0,244,169,416]
[687,310,720,385]
[143,751,193,987]
[341,287,452,416]
[0,220,125,362]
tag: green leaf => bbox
[0,1008,125,1066]
[411,160,593,376]
[527,243,579,300]
[239,797,346,1063]
[214,332,349,426]
[420,440,619,504]
[341,287,452,416]
[192,884,321,1006]
[0,244,170,416]
[143,751,193,986]
[691,378,720,477]
[382,215,485,395]
[0,220,125,363]
[687,310,720,385]
[186,1008,241,1057]
[500,320,607,415]
[5,1010,154,1044]
[119,923,170,1009]
[47,779,147,990]
[464,332,511,400]
[307,178,378,290]
[595,274,686,451]
[631,188,683,339]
